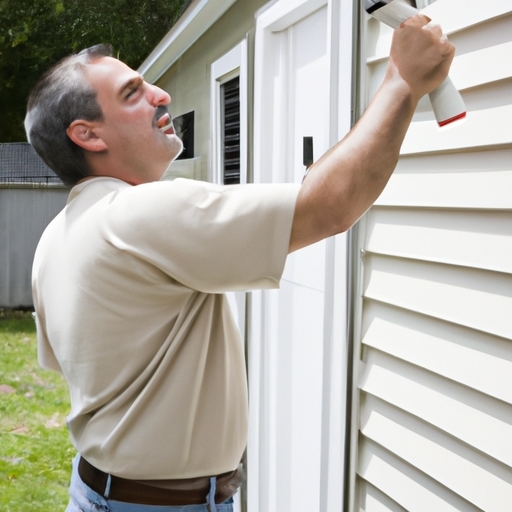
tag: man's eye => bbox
[125,87,138,99]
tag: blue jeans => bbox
[66,456,234,512]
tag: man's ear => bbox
[66,120,107,152]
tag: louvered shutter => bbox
[221,76,241,185]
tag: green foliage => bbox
[0,0,188,142]
[0,310,74,511]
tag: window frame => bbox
[210,40,248,185]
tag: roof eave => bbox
[138,0,238,83]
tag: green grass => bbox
[0,310,74,511]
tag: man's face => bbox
[83,56,183,183]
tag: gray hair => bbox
[24,45,114,186]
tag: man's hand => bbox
[288,15,455,253]
[388,15,455,102]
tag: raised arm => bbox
[289,15,455,253]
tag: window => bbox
[210,41,247,185]
[220,77,241,184]
[174,111,195,160]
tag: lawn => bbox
[0,310,74,511]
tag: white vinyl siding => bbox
[351,0,512,511]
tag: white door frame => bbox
[250,1,355,511]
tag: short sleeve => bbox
[103,179,300,293]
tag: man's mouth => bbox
[155,105,175,135]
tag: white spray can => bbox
[365,0,466,127]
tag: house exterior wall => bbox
[349,1,512,510]
[154,0,271,181]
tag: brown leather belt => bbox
[78,456,244,506]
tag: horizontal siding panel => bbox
[362,301,512,405]
[376,149,512,209]
[363,254,512,340]
[360,482,408,512]
[359,352,512,465]
[367,49,511,122]
[365,53,465,102]
[453,41,512,90]
[360,399,512,511]
[356,2,512,511]
[401,104,512,155]
[360,495,397,512]
[365,207,512,274]
[423,0,512,35]
[358,439,481,512]
[367,31,512,88]
[367,0,512,61]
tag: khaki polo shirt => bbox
[32,177,300,479]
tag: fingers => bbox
[405,14,448,49]
[401,14,453,56]
[399,13,431,28]
[389,14,455,99]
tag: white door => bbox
[249,0,354,510]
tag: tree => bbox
[0,0,188,142]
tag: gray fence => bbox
[0,143,68,308]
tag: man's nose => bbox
[148,84,171,106]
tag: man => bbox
[25,14,454,512]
